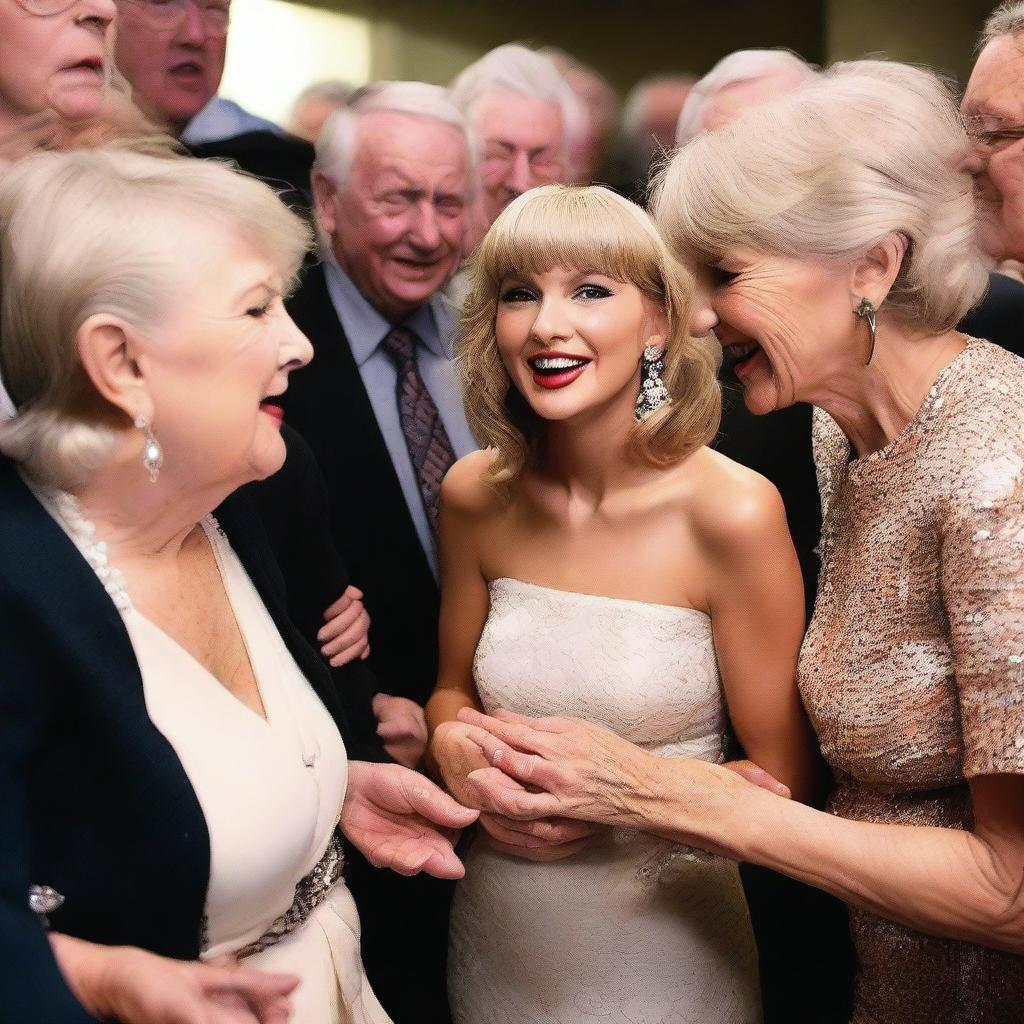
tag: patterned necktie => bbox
[379,325,456,538]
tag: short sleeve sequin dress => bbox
[800,338,1024,1024]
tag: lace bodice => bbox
[474,577,726,762]
[450,576,761,1024]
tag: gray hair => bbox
[981,1,1024,48]
[675,49,817,144]
[313,80,471,187]
[449,44,585,160]
[622,75,696,142]
[0,145,311,490]
[654,60,989,334]
[291,79,354,113]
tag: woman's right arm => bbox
[425,454,597,860]
[424,452,494,788]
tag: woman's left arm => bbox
[458,710,1024,953]
[696,470,822,804]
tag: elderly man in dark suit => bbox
[282,80,476,1024]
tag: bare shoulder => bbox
[683,447,789,554]
[440,449,506,520]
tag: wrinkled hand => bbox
[454,708,751,857]
[453,707,659,826]
[78,941,297,1024]
[318,585,370,667]
[373,694,428,769]
[342,761,478,878]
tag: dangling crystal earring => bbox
[134,415,163,482]
[634,345,671,421]
[855,297,877,366]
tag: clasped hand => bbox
[430,719,602,862]
[448,708,792,851]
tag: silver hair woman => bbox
[0,146,474,1024]
[458,60,1024,1024]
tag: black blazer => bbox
[0,457,352,1024]
[283,264,441,706]
[250,423,388,762]
[186,130,314,209]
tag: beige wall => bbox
[324,0,825,92]
[299,0,995,95]
[826,0,993,85]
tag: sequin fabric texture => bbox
[801,339,1024,1023]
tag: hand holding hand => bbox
[342,760,479,879]
[724,759,791,798]
[373,694,429,769]
[478,811,602,862]
[428,718,494,809]
[318,585,370,667]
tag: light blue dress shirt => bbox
[322,259,478,578]
[181,97,282,146]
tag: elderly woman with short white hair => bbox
[0,146,476,1024]
[459,60,1024,1024]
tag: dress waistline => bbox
[229,829,346,960]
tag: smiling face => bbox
[134,228,312,488]
[962,34,1024,262]
[316,111,469,322]
[688,248,858,415]
[473,92,567,226]
[114,0,226,134]
[0,0,114,131]
[494,267,665,424]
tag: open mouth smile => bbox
[527,352,592,390]
[722,339,763,380]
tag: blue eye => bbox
[575,283,612,301]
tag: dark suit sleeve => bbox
[0,601,96,1024]
[253,426,390,763]
[958,271,1024,358]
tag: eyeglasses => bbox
[117,0,231,36]
[963,113,1024,151]
[15,0,86,16]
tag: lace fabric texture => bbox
[449,578,762,1024]
[802,339,1024,1023]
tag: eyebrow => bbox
[233,280,278,305]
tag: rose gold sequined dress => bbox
[800,338,1024,1024]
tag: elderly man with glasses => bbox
[963,3,1024,277]
[114,0,314,198]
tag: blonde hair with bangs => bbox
[0,144,312,490]
[653,60,988,332]
[458,184,721,490]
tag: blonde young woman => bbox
[425,185,820,1024]
[457,62,1024,1024]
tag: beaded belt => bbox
[233,829,346,960]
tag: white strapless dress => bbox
[449,578,762,1024]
